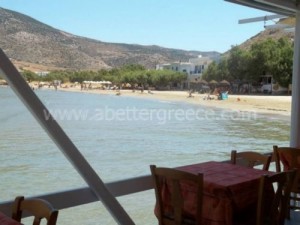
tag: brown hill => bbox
[0,7,219,72]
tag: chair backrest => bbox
[150,165,203,225]
[231,150,272,171]
[11,196,58,225]
[273,145,300,172]
[256,170,296,225]
[273,145,300,212]
[273,145,300,191]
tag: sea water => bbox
[0,86,290,224]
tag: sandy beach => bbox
[50,84,292,117]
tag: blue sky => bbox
[0,0,276,53]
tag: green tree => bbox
[151,70,186,88]
[199,38,293,89]
[227,45,250,81]
[272,38,293,87]
[44,71,70,83]
[121,70,138,87]
[202,61,219,81]
[248,37,293,87]
[248,39,276,79]
[69,71,95,83]
[21,70,39,82]
[94,69,110,81]
[216,57,230,81]
[120,64,145,72]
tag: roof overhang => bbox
[225,0,300,16]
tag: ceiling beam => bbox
[255,0,300,12]
[225,0,296,16]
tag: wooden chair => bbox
[11,196,58,225]
[233,170,296,225]
[256,170,296,225]
[230,150,272,171]
[150,165,203,225]
[273,145,300,213]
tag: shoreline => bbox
[54,85,292,117]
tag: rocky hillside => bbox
[0,7,219,71]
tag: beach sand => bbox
[36,83,292,117]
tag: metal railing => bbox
[0,157,272,216]
[0,175,153,216]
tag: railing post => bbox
[290,11,300,148]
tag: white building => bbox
[155,63,171,70]
[156,55,214,89]
[35,71,50,76]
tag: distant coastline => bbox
[32,82,292,117]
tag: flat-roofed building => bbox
[156,55,215,90]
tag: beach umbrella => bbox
[219,80,230,86]
[189,77,201,83]
[209,80,218,85]
[198,79,208,85]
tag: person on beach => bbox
[187,89,194,98]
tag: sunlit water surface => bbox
[0,87,290,224]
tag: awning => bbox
[225,0,299,16]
